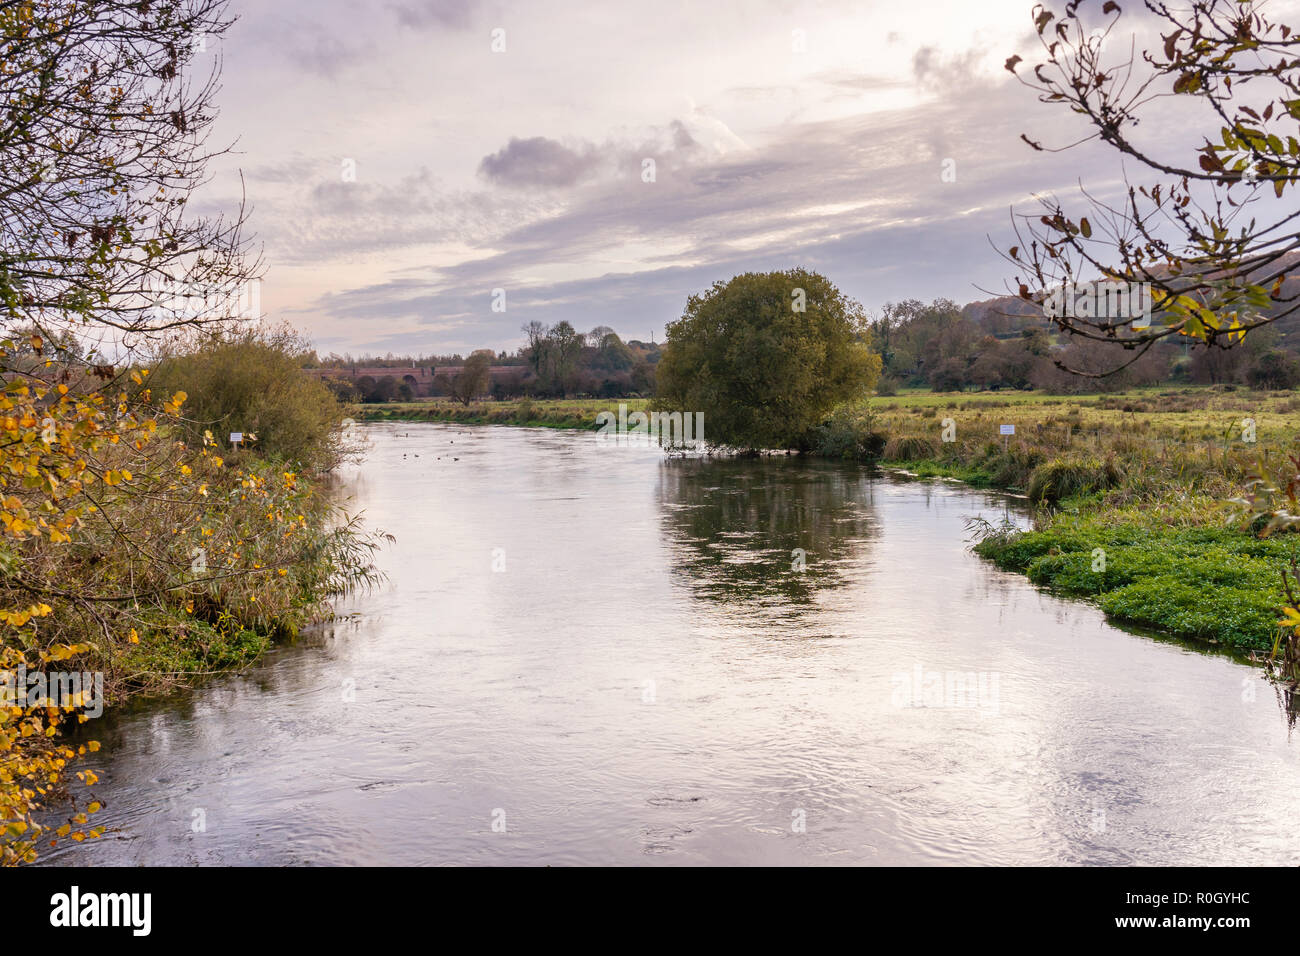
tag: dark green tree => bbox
[654,269,881,451]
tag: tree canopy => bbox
[654,269,881,451]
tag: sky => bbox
[191,0,1225,356]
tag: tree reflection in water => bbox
[656,456,879,605]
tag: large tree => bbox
[450,350,492,406]
[654,269,881,451]
[1004,0,1300,375]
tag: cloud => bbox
[285,26,368,78]
[243,156,317,184]
[477,137,603,189]
[475,117,721,191]
[289,76,1111,354]
[813,70,911,93]
[201,0,1163,353]
[911,45,987,95]
[387,0,476,29]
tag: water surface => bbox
[43,423,1299,865]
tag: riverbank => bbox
[1,336,381,865]
[867,387,1300,653]
[4,436,379,864]
[354,398,648,429]
[358,390,1300,653]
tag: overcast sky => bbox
[195,0,1221,356]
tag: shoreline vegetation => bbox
[359,388,1300,655]
[1,331,383,864]
[0,1,392,866]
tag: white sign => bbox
[999,424,1015,436]
[230,432,243,444]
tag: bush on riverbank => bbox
[150,327,349,472]
[1025,456,1123,506]
[0,338,382,865]
[814,403,887,459]
[654,270,881,451]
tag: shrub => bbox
[654,269,881,450]
[1026,456,1123,506]
[149,327,347,471]
[814,404,887,459]
[882,434,939,461]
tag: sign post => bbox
[1000,423,1014,452]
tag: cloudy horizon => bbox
[196,0,1203,357]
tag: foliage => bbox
[1236,452,1300,684]
[450,352,492,406]
[521,320,586,396]
[654,269,882,451]
[149,327,348,471]
[976,512,1295,650]
[867,297,1178,393]
[1005,0,1300,372]
[0,335,384,865]
[0,0,255,345]
[813,403,886,460]
[882,434,940,462]
[1025,456,1122,506]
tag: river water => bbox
[42,423,1300,865]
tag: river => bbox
[41,422,1300,865]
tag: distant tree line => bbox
[871,298,1300,394]
[517,321,658,398]
[313,324,661,402]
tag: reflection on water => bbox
[39,423,1300,866]
[658,457,879,603]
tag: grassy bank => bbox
[971,505,1296,651]
[867,386,1300,653]
[354,397,649,429]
